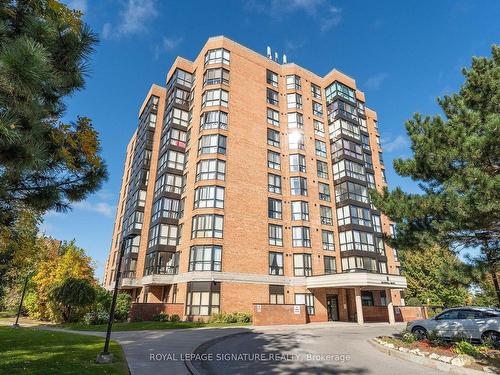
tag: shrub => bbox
[209,312,252,324]
[83,309,109,325]
[113,293,132,321]
[152,312,169,322]
[170,314,180,322]
[401,330,417,344]
[454,341,480,357]
[49,278,96,322]
[428,330,446,346]
[405,297,422,306]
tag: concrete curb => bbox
[368,339,488,375]
[185,331,253,375]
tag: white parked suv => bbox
[406,307,499,344]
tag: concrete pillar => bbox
[387,289,396,324]
[354,287,364,325]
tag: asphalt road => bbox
[192,324,445,375]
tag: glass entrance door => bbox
[327,295,339,321]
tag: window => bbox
[331,138,363,161]
[313,101,323,117]
[268,224,283,246]
[158,150,185,171]
[339,230,375,252]
[198,134,227,155]
[335,181,369,204]
[267,150,281,170]
[375,237,386,255]
[341,256,377,273]
[165,107,189,127]
[268,198,282,219]
[329,118,360,141]
[381,169,387,183]
[269,252,283,275]
[269,285,284,304]
[287,112,304,129]
[379,261,388,274]
[203,68,229,86]
[196,159,226,181]
[288,132,304,150]
[191,214,223,238]
[267,128,280,147]
[194,186,225,209]
[189,246,222,271]
[324,256,336,274]
[372,214,382,232]
[148,223,178,248]
[290,176,307,196]
[289,154,306,172]
[286,74,301,90]
[315,140,327,158]
[336,205,372,227]
[124,235,140,254]
[267,88,279,105]
[205,48,230,65]
[267,108,280,126]
[161,128,187,151]
[295,293,315,315]
[320,206,333,225]
[389,224,396,238]
[171,69,192,88]
[268,173,282,194]
[200,110,228,130]
[318,182,331,201]
[311,83,322,99]
[292,226,311,247]
[126,210,143,231]
[154,173,183,196]
[202,89,229,107]
[151,197,181,221]
[293,253,312,276]
[361,291,374,306]
[380,290,387,306]
[322,230,335,250]
[291,201,309,221]
[361,134,371,151]
[367,173,376,189]
[314,120,325,137]
[167,87,190,106]
[364,153,373,170]
[333,159,366,181]
[266,70,278,87]
[378,152,384,165]
[186,281,220,316]
[144,251,179,276]
[325,81,356,104]
[287,93,302,109]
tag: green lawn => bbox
[0,326,128,375]
[0,310,16,318]
[60,320,251,331]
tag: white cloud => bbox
[154,36,183,59]
[364,73,388,91]
[382,135,410,152]
[73,201,116,218]
[65,0,87,12]
[102,0,158,39]
[245,0,341,32]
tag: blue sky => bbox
[48,0,500,279]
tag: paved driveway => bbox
[40,323,445,375]
[192,323,445,375]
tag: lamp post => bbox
[12,270,34,328]
[96,233,136,364]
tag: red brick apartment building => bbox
[103,36,407,325]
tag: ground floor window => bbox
[295,293,315,315]
[361,291,374,306]
[380,290,387,306]
[186,281,220,316]
[269,285,284,304]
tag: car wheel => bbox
[481,331,500,348]
[412,326,428,340]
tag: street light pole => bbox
[97,234,134,364]
[12,271,32,328]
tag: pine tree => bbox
[371,45,500,305]
[0,1,107,226]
